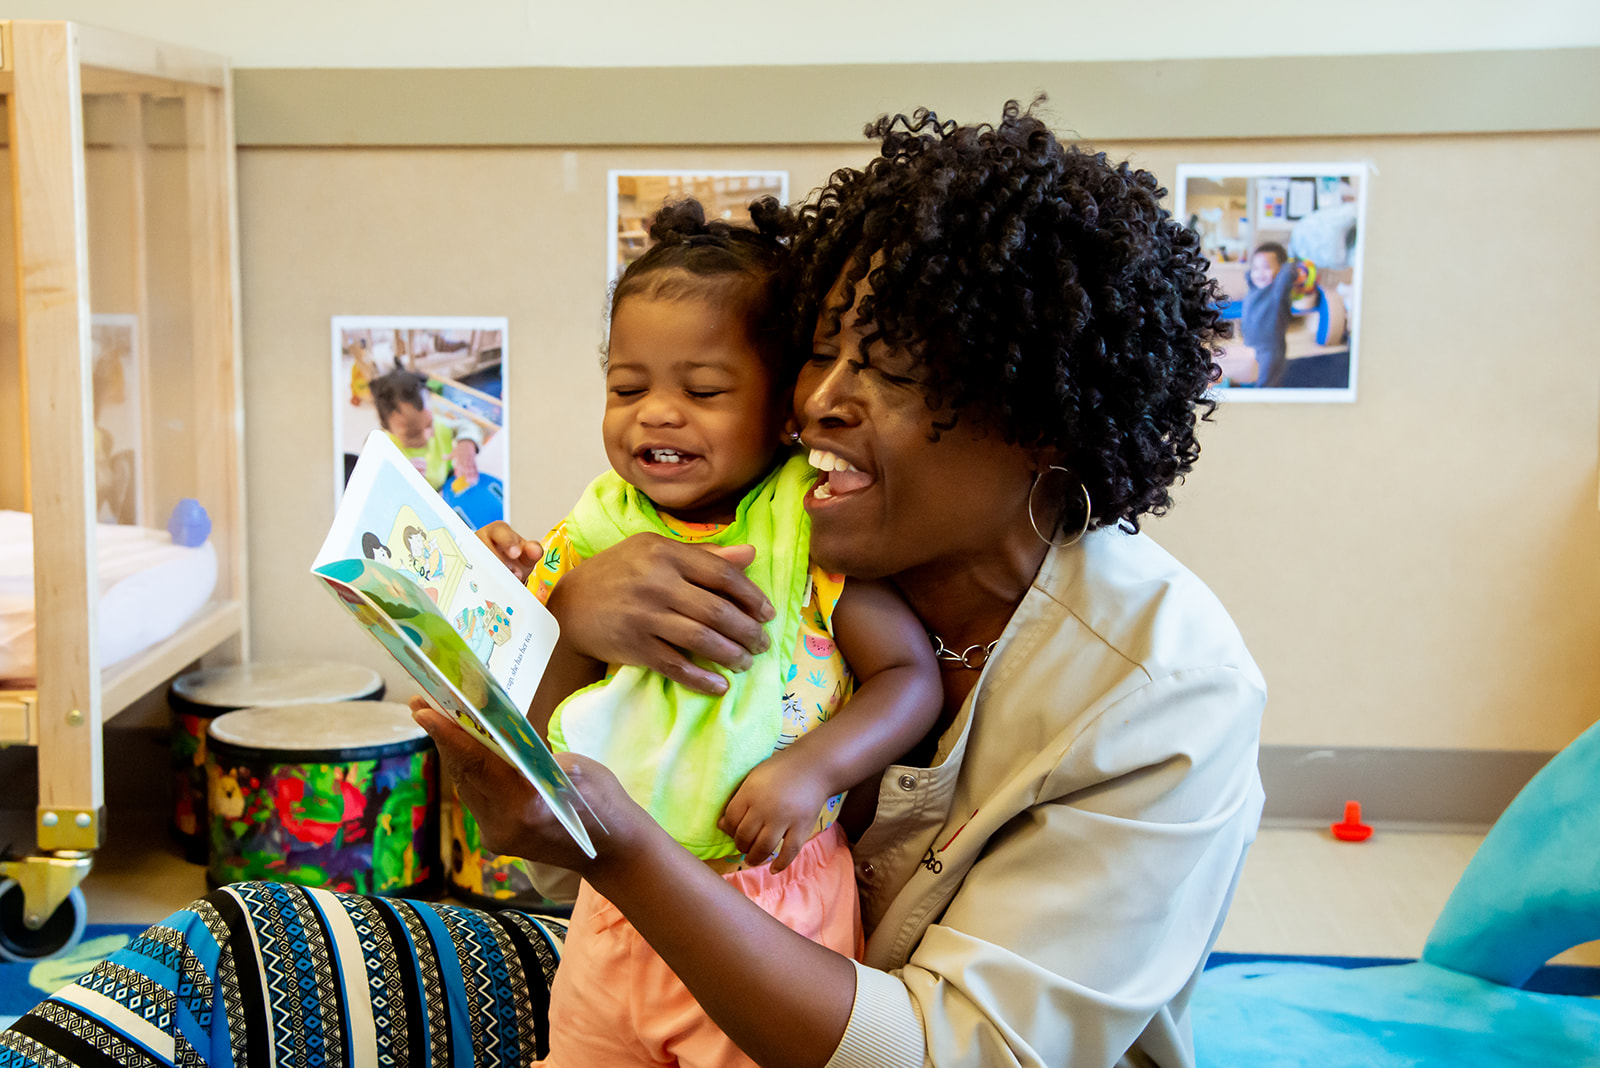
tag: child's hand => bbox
[451,440,480,486]
[477,521,543,583]
[718,755,831,873]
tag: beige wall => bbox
[7,1,1598,68]
[239,130,1600,755]
[1126,133,1600,752]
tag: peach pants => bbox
[537,822,862,1067]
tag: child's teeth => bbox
[813,482,834,500]
[652,449,683,463]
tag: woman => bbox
[1,102,1263,1068]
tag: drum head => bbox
[207,701,430,763]
[172,661,385,711]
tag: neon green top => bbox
[387,415,482,491]
[547,454,816,859]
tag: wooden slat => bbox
[72,23,225,90]
[185,75,246,635]
[101,600,242,715]
[0,95,27,512]
[12,20,102,818]
[79,67,197,98]
[0,690,38,746]
[427,391,497,439]
[219,65,249,661]
[122,93,157,528]
[0,600,243,741]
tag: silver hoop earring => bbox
[1027,466,1091,548]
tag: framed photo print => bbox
[332,316,510,526]
[607,170,789,283]
[1176,163,1369,402]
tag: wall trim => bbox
[233,48,1600,148]
[1258,745,1555,831]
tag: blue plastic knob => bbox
[167,498,212,546]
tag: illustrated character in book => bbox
[361,532,394,564]
[403,524,445,581]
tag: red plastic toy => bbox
[1331,800,1373,842]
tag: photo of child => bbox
[89,314,144,525]
[1176,164,1367,401]
[607,170,787,282]
[332,317,510,524]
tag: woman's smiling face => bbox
[794,278,1036,582]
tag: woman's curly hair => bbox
[790,99,1226,532]
[608,196,795,369]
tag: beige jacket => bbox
[826,528,1266,1068]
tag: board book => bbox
[313,430,599,857]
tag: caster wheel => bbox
[0,880,87,962]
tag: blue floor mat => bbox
[0,924,147,1025]
[1195,956,1600,1067]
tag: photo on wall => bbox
[90,313,144,525]
[332,316,510,527]
[1175,163,1368,402]
[607,170,789,283]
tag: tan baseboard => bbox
[1258,744,1555,830]
[234,48,1600,148]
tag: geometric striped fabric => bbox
[0,882,566,1068]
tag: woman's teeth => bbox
[808,449,873,500]
[808,448,857,473]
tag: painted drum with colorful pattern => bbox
[169,661,385,862]
[206,701,439,895]
[444,787,570,913]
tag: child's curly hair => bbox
[790,99,1227,532]
[609,197,795,370]
[368,367,430,427]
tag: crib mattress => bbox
[0,510,218,683]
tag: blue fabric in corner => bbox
[1193,959,1600,1067]
[1204,951,1600,996]
[1423,717,1600,987]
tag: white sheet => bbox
[0,510,218,683]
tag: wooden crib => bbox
[0,21,247,958]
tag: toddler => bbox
[368,367,483,489]
[488,199,941,1068]
[1239,241,1303,388]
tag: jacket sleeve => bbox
[828,666,1265,1068]
[443,415,484,448]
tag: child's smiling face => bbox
[602,295,783,525]
[1249,250,1285,289]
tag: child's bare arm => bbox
[524,634,604,738]
[719,578,942,870]
[474,519,601,735]
[788,578,943,788]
